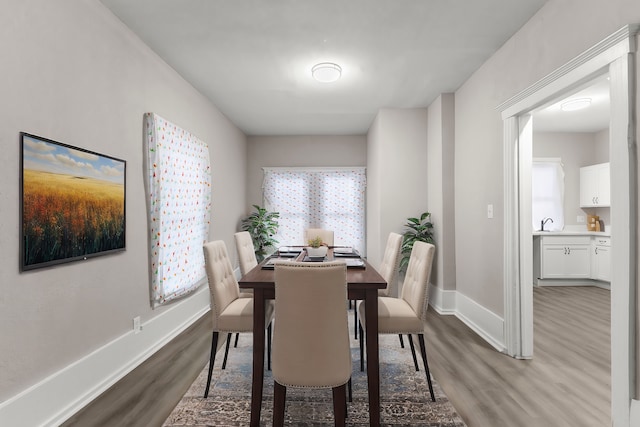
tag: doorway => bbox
[498,25,637,425]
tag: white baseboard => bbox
[428,283,456,314]
[427,285,505,352]
[0,286,210,427]
[454,292,506,352]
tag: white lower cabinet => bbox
[540,236,591,279]
[592,237,611,282]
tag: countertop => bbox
[532,230,611,237]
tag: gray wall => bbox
[427,95,456,291]
[245,135,367,212]
[366,108,429,268]
[533,130,610,227]
[453,0,640,317]
[0,0,246,401]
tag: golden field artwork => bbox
[21,134,125,269]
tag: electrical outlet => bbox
[487,204,494,219]
[133,316,142,334]
[577,215,585,223]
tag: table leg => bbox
[364,288,380,426]
[250,288,266,427]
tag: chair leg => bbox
[234,332,240,347]
[359,323,365,372]
[332,384,347,426]
[273,381,287,427]
[354,303,358,339]
[221,333,232,369]
[399,333,405,348]
[407,334,420,371]
[417,334,436,402]
[203,331,219,398]
[347,377,352,403]
[267,322,272,371]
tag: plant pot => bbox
[306,246,328,258]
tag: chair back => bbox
[377,232,403,297]
[304,228,334,246]
[234,231,258,275]
[399,241,435,322]
[203,240,241,329]
[272,261,351,388]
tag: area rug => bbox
[164,330,466,426]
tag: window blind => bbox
[262,167,366,255]
[145,113,211,307]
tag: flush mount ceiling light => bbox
[560,97,592,111]
[311,62,342,83]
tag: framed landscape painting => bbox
[20,133,126,271]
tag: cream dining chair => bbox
[353,232,403,340]
[231,231,259,347]
[234,231,258,276]
[304,228,334,246]
[202,240,274,398]
[272,261,351,426]
[357,240,436,402]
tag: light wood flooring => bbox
[63,285,610,427]
[424,285,610,427]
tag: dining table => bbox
[238,247,387,426]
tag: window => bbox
[532,158,564,231]
[145,113,212,307]
[263,167,366,254]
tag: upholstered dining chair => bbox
[232,231,259,347]
[234,231,258,276]
[357,241,436,402]
[353,232,403,340]
[272,261,351,426]
[304,228,334,246]
[202,240,274,399]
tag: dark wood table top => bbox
[238,249,387,294]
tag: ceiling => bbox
[99,0,549,136]
[533,72,610,133]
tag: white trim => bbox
[454,292,506,353]
[518,115,534,359]
[0,287,211,427]
[503,116,521,358]
[428,283,456,314]
[609,50,637,427]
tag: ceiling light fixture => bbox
[312,62,342,83]
[560,98,592,111]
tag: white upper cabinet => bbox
[580,162,610,207]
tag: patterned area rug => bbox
[164,330,466,426]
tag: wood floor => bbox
[63,285,610,427]
[424,285,610,427]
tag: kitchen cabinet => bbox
[580,162,610,207]
[592,237,611,282]
[540,235,591,279]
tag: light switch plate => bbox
[487,204,494,219]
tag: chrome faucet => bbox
[541,217,554,231]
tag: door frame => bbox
[498,25,638,425]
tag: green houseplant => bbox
[399,211,434,272]
[306,236,328,258]
[241,205,280,262]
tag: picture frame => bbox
[20,132,126,271]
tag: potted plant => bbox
[306,236,328,258]
[399,211,434,272]
[241,205,280,262]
